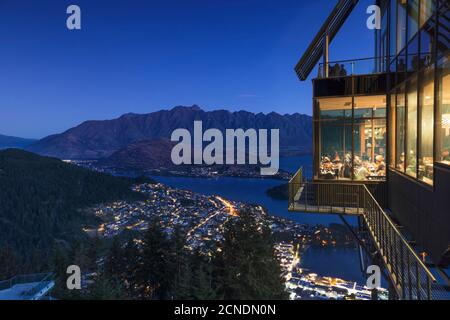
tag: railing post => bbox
[323,34,329,78]
[400,240,405,299]
[317,183,320,209]
[416,262,421,300]
[305,182,308,212]
[408,255,413,300]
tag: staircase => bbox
[288,168,450,300]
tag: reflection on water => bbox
[152,156,368,283]
[300,247,365,283]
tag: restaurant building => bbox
[289,0,449,299]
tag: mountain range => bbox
[26,106,312,160]
[0,134,36,150]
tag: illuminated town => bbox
[85,182,387,300]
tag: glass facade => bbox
[316,96,387,181]
[437,56,450,165]
[396,85,406,172]
[312,0,449,186]
[397,0,408,55]
[408,0,420,41]
[418,68,434,184]
[385,0,449,185]
[406,76,418,177]
[389,94,397,168]
[436,0,450,166]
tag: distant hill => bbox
[96,139,276,174]
[27,106,312,159]
[100,139,176,170]
[0,149,145,276]
[0,134,36,149]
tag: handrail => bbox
[319,56,383,65]
[317,56,389,78]
[287,178,442,299]
[0,273,52,292]
[361,185,436,282]
[23,273,54,297]
[288,167,303,185]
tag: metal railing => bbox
[361,185,443,300]
[288,167,303,205]
[23,273,54,298]
[318,57,389,79]
[288,179,366,215]
[0,273,53,296]
[288,175,444,300]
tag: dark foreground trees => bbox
[68,212,287,300]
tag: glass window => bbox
[381,7,389,72]
[397,49,407,85]
[316,95,387,181]
[354,95,387,118]
[319,120,353,180]
[407,0,419,41]
[318,97,352,119]
[437,55,450,166]
[407,34,419,72]
[396,85,406,172]
[420,22,436,70]
[389,93,397,168]
[420,0,435,28]
[390,0,398,58]
[406,76,418,178]
[397,0,408,54]
[354,119,387,181]
[437,0,449,60]
[418,68,435,185]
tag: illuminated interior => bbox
[438,57,450,166]
[317,95,387,181]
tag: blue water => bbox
[151,156,367,283]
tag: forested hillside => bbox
[0,149,144,278]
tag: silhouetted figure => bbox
[339,64,347,76]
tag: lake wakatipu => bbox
[152,155,369,284]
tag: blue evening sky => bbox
[0,0,376,138]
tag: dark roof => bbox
[295,0,360,81]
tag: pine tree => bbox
[190,251,217,300]
[121,238,140,297]
[0,245,19,279]
[169,226,190,299]
[104,236,125,280]
[85,273,126,300]
[138,217,173,299]
[214,212,288,300]
[50,242,83,300]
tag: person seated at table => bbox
[342,154,352,179]
[397,153,405,171]
[375,155,386,176]
[321,156,335,179]
[354,157,369,180]
[332,152,343,179]
[442,149,450,163]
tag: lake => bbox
[152,155,368,283]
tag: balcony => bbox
[317,57,388,79]
[288,168,449,300]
